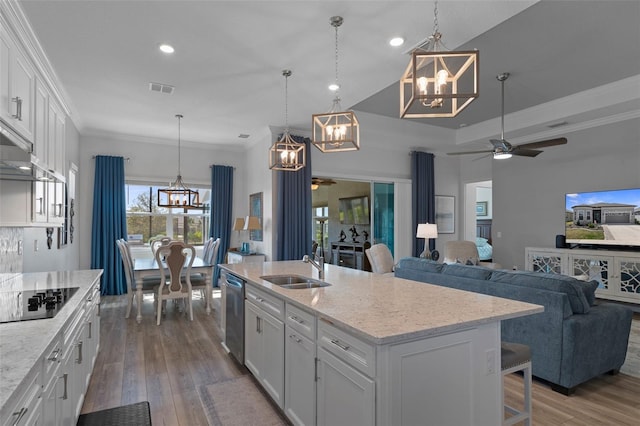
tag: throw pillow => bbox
[475,237,488,247]
[580,279,600,306]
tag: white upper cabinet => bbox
[0,23,35,142]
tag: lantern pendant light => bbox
[400,0,479,118]
[311,16,360,152]
[157,114,202,210]
[269,70,306,171]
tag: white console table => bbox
[525,247,640,304]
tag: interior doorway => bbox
[464,180,493,243]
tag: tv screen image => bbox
[565,188,640,248]
[338,195,370,225]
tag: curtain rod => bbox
[209,165,236,169]
[92,156,130,162]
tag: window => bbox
[125,184,210,245]
[313,206,329,251]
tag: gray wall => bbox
[491,118,640,270]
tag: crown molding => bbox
[456,74,640,145]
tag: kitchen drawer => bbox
[285,303,316,340]
[246,285,284,321]
[1,364,41,426]
[318,318,375,377]
[42,333,62,379]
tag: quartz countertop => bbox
[219,261,543,345]
[0,270,103,413]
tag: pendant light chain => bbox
[433,0,439,35]
[284,70,290,130]
[334,20,339,93]
[176,114,183,176]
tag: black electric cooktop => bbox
[0,287,79,324]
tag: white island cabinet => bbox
[220,261,542,426]
[0,270,103,426]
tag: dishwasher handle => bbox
[225,274,244,289]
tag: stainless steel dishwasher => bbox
[224,271,245,364]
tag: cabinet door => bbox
[0,27,11,121]
[285,327,316,426]
[316,347,375,426]
[244,300,285,409]
[33,78,49,164]
[32,179,47,223]
[260,309,284,408]
[244,301,261,378]
[9,45,35,141]
[42,373,63,426]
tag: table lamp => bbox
[242,216,261,253]
[416,223,439,260]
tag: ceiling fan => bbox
[448,73,567,159]
[311,177,337,190]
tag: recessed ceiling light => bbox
[389,37,404,47]
[328,83,340,91]
[159,44,174,54]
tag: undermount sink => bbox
[260,274,331,289]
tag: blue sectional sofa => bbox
[394,257,633,394]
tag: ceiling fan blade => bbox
[447,149,493,156]
[512,148,543,157]
[489,138,511,149]
[517,137,567,150]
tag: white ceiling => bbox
[16,0,640,151]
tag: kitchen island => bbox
[0,270,103,426]
[219,260,543,426]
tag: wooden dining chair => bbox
[150,236,171,256]
[116,239,161,318]
[191,237,220,311]
[155,241,195,325]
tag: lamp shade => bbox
[244,216,261,231]
[416,223,438,239]
[233,218,245,231]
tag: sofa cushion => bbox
[490,270,590,314]
[442,263,494,280]
[395,257,444,273]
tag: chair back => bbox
[151,236,172,256]
[204,238,221,265]
[116,238,134,293]
[365,243,395,274]
[202,237,214,261]
[444,241,480,264]
[156,241,195,294]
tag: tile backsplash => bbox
[0,227,23,274]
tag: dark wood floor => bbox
[83,294,640,426]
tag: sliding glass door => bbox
[372,182,394,257]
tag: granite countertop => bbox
[0,270,103,413]
[219,261,543,345]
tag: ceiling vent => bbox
[149,82,174,95]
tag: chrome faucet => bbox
[303,255,324,280]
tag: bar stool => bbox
[501,342,532,426]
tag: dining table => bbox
[133,256,215,323]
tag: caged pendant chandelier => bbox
[157,114,202,210]
[311,16,359,153]
[400,0,479,118]
[269,70,306,171]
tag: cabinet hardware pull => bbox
[314,357,319,382]
[289,334,302,343]
[330,338,350,351]
[88,321,92,339]
[11,96,22,120]
[61,373,68,400]
[48,348,61,362]
[289,315,304,324]
[256,316,261,334]
[11,407,27,426]
[37,197,44,215]
[76,341,83,364]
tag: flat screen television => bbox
[565,187,640,249]
[339,195,370,225]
